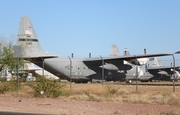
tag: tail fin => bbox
[110,45,131,56]
[110,44,120,56]
[16,16,51,57]
[152,57,162,67]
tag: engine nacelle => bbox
[99,63,132,70]
[158,71,168,76]
[175,71,180,78]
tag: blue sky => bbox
[0,0,180,65]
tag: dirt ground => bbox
[0,96,180,115]
[1,82,180,115]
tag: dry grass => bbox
[3,81,180,106]
[63,82,180,106]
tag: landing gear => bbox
[126,79,132,84]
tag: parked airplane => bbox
[15,16,171,83]
[25,63,59,80]
[0,64,37,81]
[26,63,59,80]
[146,61,180,81]
[1,68,14,81]
[105,44,154,83]
[111,45,180,82]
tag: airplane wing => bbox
[83,53,171,63]
[147,66,180,76]
[147,66,180,71]
[83,53,171,71]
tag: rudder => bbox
[16,16,48,57]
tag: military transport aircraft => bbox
[103,44,155,83]
[146,63,180,81]
[15,16,171,83]
[109,44,180,82]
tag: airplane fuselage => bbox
[35,57,96,82]
[34,57,144,83]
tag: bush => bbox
[28,77,66,98]
[159,111,178,115]
[0,78,20,94]
[167,95,180,106]
[103,85,120,98]
[0,82,11,94]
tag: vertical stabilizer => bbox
[152,57,162,67]
[16,16,52,57]
[110,44,120,56]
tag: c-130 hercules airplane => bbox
[101,44,155,83]
[16,16,171,83]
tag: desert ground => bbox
[0,81,180,115]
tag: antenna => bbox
[144,49,146,54]
[89,53,91,58]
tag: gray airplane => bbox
[103,44,155,83]
[109,45,180,82]
[146,63,180,81]
[15,16,170,83]
[121,47,180,82]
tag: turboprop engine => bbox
[174,71,180,78]
[170,71,180,81]
[99,63,132,71]
[158,71,169,76]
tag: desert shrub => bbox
[28,77,66,98]
[0,82,11,94]
[167,94,180,106]
[86,93,101,101]
[161,92,171,104]
[162,92,170,98]
[159,111,178,115]
[103,85,120,98]
[53,90,63,98]
[0,78,21,94]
